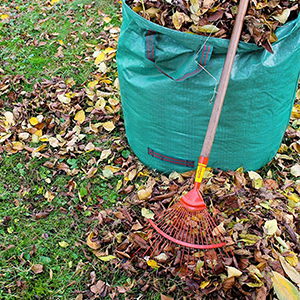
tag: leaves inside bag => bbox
[126,0,299,53]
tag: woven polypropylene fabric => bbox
[117,1,300,173]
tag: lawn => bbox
[0,0,300,299]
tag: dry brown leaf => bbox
[31,264,44,274]
[90,280,106,294]
[161,295,174,300]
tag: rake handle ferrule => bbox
[194,156,209,189]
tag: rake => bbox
[135,0,249,273]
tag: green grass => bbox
[0,0,121,89]
[0,154,90,297]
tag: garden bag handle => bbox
[145,30,213,82]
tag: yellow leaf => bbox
[30,117,39,126]
[264,219,278,235]
[133,6,143,13]
[103,165,120,173]
[33,144,47,153]
[246,282,263,288]
[256,2,268,9]
[95,52,105,65]
[66,77,76,87]
[108,98,119,106]
[99,255,116,261]
[138,188,152,200]
[95,98,106,108]
[59,241,69,248]
[248,171,263,189]
[172,11,184,30]
[103,17,112,23]
[203,168,214,179]
[291,107,300,119]
[278,143,289,153]
[239,233,261,246]
[169,171,184,183]
[114,77,119,89]
[87,231,100,250]
[12,141,24,151]
[271,271,300,300]
[195,260,205,274]
[100,149,111,161]
[200,280,210,289]
[74,110,85,124]
[98,61,108,73]
[103,121,115,132]
[147,259,159,269]
[101,79,112,84]
[286,252,299,267]
[286,193,300,203]
[58,39,64,45]
[116,179,122,191]
[279,256,300,285]
[103,47,115,54]
[192,24,219,33]
[51,0,60,4]
[1,14,9,20]
[145,7,160,18]
[227,266,243,278]
[87,80,99,89]
[45,191,55,202]
[34,130,43,137]
[141,207,154,219]
[40,136,49,142]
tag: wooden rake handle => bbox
[201,0,249,158]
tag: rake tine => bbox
[160,206,185,233]
[163,208,186,237]
[199,213,215,271]
[142,233,161,257]
[195,216,208,270]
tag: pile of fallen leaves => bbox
[1,0,300,298]
[85,95,300,299]
[126,0,299,52]
[0,50,120,163]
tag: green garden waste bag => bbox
[117,0,300,173]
